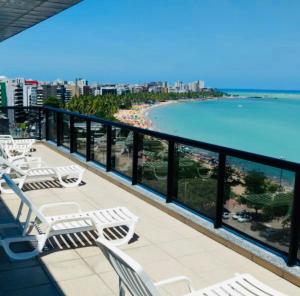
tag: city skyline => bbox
[0,74,204,88]
[1,1,300,89]
[3,74,300,92]
[0,74,207,109]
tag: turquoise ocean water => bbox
[147,89,300,164]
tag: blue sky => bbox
[1,0,300,89]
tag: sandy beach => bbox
[114,97,216,129]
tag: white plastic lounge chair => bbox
[96,238,287,296]
[0,135,35,162]
[0,156,85,192]
[0,174,139,260]
[0,134,35,147]
[0,143,41,165]
[0,142,34,161]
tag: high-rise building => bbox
[38,83,73,105]
[36,86,44,106]
[24,80,38,106]
[42,84,57,100]
[100,86,117,95]
[3,78,25,122]
[162,81,168,88]
[75,78,88,96]
[92,84,102,96]
[66,84,76,98]
[116,85,130,95]
[0,77,9,132]
[198,80,205,89]
[4,78,23,107]
[0,77,8,107]
[174,81,185,93]
[56,85,65,104]
[83,85,91,96]
[187,80,205,92]
[64,87,73,103]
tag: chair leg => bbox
[96,222,136,247]
[1,236,40,260]
[57,173,83,188]
[112,222,136,247]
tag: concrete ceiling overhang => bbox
[0,0,82,42]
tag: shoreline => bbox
[114,96,228,129]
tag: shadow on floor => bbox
[22,179,86,192]
[0,195,139,295]
[0,197,65,295]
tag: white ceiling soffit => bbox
[0,0,82,42]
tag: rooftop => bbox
[0,143,299,295]
[0,0,82,42]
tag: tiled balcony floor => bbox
[0,144,299,295]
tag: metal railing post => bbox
[38,107,42,140]
[287,170,300,266]
[45,108,49,141]
[215,152,226,228]
[56,112,61,146]
[86,119,91,161]
[70,115,75,153]
[106,125,112,172]
[167,140,175,203]
[132,131,139,185]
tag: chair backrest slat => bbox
[2,174,48,224]
[0,142,29,161]
[97,239,160,296]
[117,262,150,296]
[0,135,14,145]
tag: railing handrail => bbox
[42,105,300,171]
[1,104,299,170]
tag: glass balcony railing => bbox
[111,127,133,178]
[0,107,43,139]
[90,121,107,166]
[174,144,218,219]
[1,105,299,267]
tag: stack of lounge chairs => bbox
[0,135,138,260]
[0,135,36,161]
[0,134,286,296]
[0,139,85,192]
[1,175,138,260]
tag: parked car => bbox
[232,211,252,223]
[262,228,284,242]
[237,215,252,223]
[222,208,231,219]
[232,210,246,220]
[222,212,230,219]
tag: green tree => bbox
[244,170,267,194]
[65,89,226,121]
[239,193,266,216]
[240,171,268,216]
[211,164,241,201]
[263,192,292,219]
[43,96,60,108]
[178,178,217,218]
